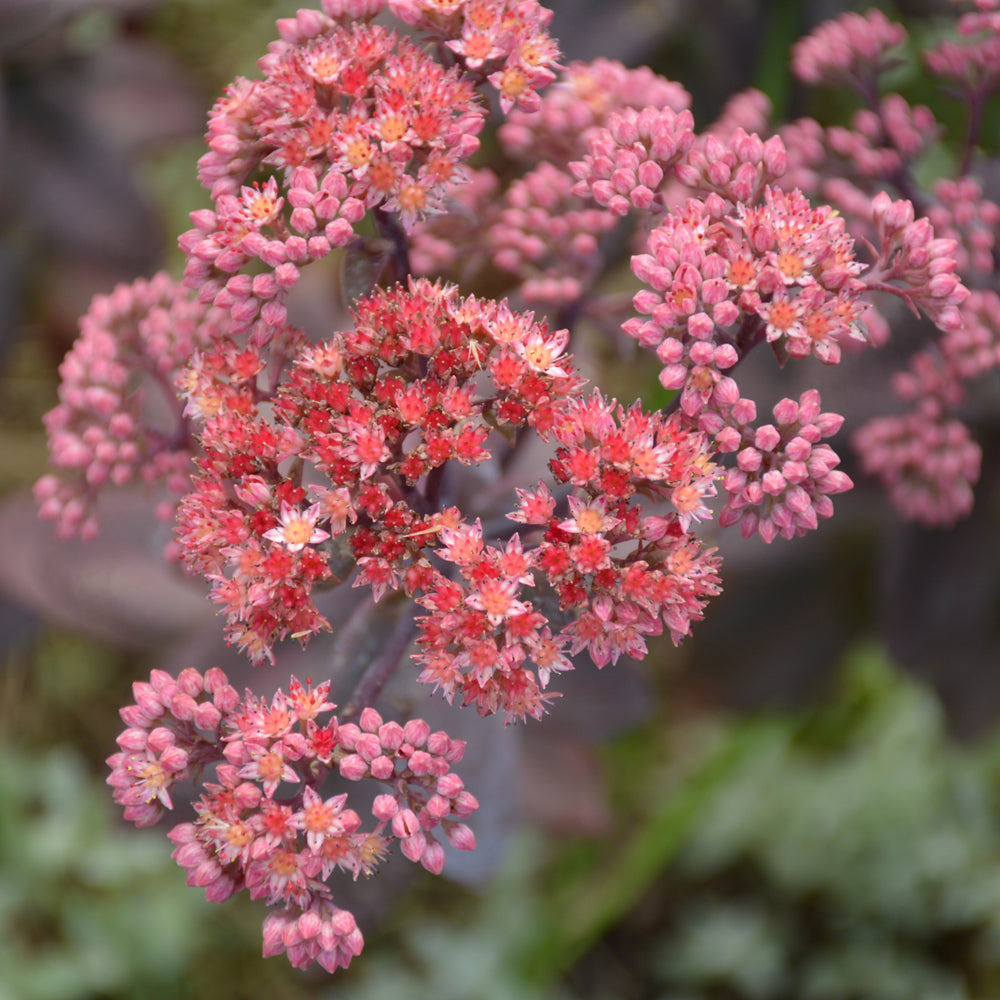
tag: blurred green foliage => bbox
[0,743,210,1000]
[330,647,1000,1000]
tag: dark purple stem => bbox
[341,604,420,721]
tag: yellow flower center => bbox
[283,518,314,546]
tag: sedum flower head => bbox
[111,667,479,973]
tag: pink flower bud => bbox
[436,773,464,798]
[194,702,222,731]
[216,764,240,787]
[338,754,368,781]
[337,723,361,750]
[392,808,421,840]
[116,728,148,751]
[170,693,199,721]
[762,470,786,495]
[784,436,812,461]
[453,790,479,816]
[372,794,399,821]
[212,683,240,714]
[160,746,189,773]
[146,727,176,753]
[378,722,403,752]
[771,397,800,426]
[202,668,228,693]
[408,750,433,776]
[132,681,164,717]
[723,468,748,493]
[420,838,446,874]
[445,822,476,851]
[401,832,428,862]
[754,425,781,452]
[425,794,452,820]
[355,733,382,762]
[234,782,262,810]
[715,427,742,452]
[359,706,383,732]
[403,719,430,747]
[762,135,788,175]
[370,755,395,780]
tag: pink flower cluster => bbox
[715,390,852,543]
[34,273,226,540]
[412,59,693,307]
[172,276,721,719]
[926,177,1000,276]
[108,667,477,972]
[488,161,618,305]
[414,394,721,719]
[34,0,1000,980]
[852,288,1000,526]
[175,278,585,667]
[790,8,907,91]
[778,8,995,526]
[182,13,494,348]
[925,5,1000,100]
[825,95,938,181]
[865,191,969,333]
[388,0,560,113]
[570,105,697,217]
[499,57,691,165]
[853,409,981,527]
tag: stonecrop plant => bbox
[34,0,1000,976]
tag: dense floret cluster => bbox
[34,0,1000,977]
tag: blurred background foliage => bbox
[2,0,1000,997]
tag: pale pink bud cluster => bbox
[826,96,938,179]
[35,273,224,540]
[489,161,618,305]
[925,177,1000,275]
[333,706,478,871]
[716,390,852,543]
[889,291,1000,408]
[408,167,502,279]
[111,668,477,974]
[790,8,907,89]
[674,128,789,206]
[866,191,970,332]
[853,407,980,527]
[925,9,1000,97]
[500,58,691,164]
[262,898,363,973]
[107,666,239,828]
[569,105,697,216]
[708,89,773,143]
[938,290,1000,384]
[854,289,1000,526]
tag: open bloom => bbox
[263,502,331,552]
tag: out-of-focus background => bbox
[2,1,1000,998]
